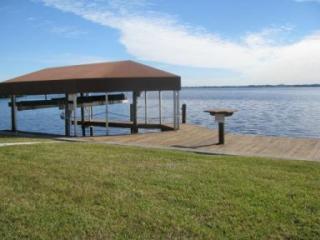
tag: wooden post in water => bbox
[10,95,17,132]
[80,93,86,137]
[181,104,187,124]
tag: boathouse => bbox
[0,60,181,136]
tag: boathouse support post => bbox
[144,91,147,124]
[105,92,109,135]
[173,91,176,129]
[65,93,71,137]
[159,91,162,125]
[173,91,179,130]
[132,91,139,134]
[87,93,94,136]
[177,91,180,130]
[172,90,180,130]
[80,93,86,137]
[89,106,93,136]
[130,104,133,122]
[72,94,77,137]
[10,95,17,132]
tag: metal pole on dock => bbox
[10,95,17,132]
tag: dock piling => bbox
[182,104,187,124]
[10,95,17,132]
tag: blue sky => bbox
[1,0,320,86]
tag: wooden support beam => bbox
[10,95,17,132]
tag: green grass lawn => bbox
[0,135,50,143]
[0,143,319,239]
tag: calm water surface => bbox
[1,87,320,138]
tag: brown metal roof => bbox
[0,60,181,95]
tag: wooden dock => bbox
[81,124,320,162]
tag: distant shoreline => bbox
[182,84,320,89]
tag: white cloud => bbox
[38,0,320,85]
[295,0,320,3]
[4,52,108,67]
[0,53,109,81]
[43,53,109,65]
[49,25,87,38]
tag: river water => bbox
[1,87,320,138]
